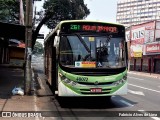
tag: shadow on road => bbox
[56,95,138,109]
[57,96,118,109]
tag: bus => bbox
[44,20,128,98]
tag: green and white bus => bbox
[44,20,128,97]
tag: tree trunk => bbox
[32,14,52,49]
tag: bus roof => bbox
[58,20,124,26]
[44,20,124,42]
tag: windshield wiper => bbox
[74,33,91,53]
[74,33,92,61]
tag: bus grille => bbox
[77,82,113,85]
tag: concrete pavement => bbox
[128,71,160,79]
[0,65,55,119]
[0,65,36,111]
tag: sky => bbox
[34,0,118,44]
[84,0,117,22]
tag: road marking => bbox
[138,110,160,120]
[128,89,145,96]
[34,96,40,120]
[138,110,145,111]
[151,117,160,120]
[120,100,134,107]
[128,76,144,80]
[129,84,160,93]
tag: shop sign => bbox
[131,21,155,44]
[155,30,160,41]
[125,30,130,42]
[131,27,145,43]
[146,43,160,53]
[144,30,154,43]
[133,52,142,57]
[156,21,160,29]
[130,44,143,57]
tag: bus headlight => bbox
[123,74,127,81]
[59,73,77,86]
[113,74,127,86]
[63,78,71,84]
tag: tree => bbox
[43,0,90,29]
[0,0,26,24]
[32,41,44,54]
[32,0,90,48]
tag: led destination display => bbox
[61,22,125,34]
[70,24,117,33]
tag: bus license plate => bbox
[90,88,102,92]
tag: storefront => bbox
[154,59,160,73]
[143,43,160,73]
[130,49,143,71]
[0,22,25,65]
[130,58,135,71]
[127,21,160,73]
[142,56,151,72]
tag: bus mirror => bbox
[57,30,60,36]
[54,36,60,47]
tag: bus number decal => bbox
[76,77,88,82]
[70,24,80,30]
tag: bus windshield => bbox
[59,34,126,68]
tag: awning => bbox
[0,22,25,41]
[9,39,25,48]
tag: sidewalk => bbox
[0,65,24,99]
[128,70,160,79]
[0,65,55,119]
[0,65,36,111]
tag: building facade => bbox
[126,20,160,73]
[117,0,160,26]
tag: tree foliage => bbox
[0,0,25,23]
[32,41,44,54]
[43,0,90,29]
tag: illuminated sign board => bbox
[61,22,125,34]
[70,24,117,33]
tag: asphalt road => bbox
[31,55,160,120]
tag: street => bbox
[31,55,160,120]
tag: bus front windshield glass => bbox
[59,34,126,68]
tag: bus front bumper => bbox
[58,81,127,97]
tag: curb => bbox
[128,71,160,79]
[31,67,37,95]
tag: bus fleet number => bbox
[76,77,88,82]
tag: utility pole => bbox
[25,0,33,95]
